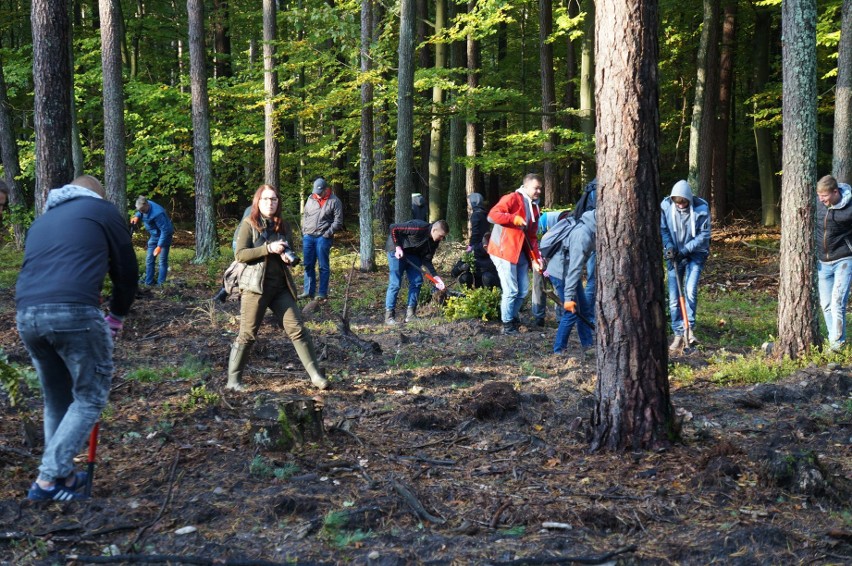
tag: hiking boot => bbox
[385,309,397,325]
[405,306,417,323]
[501,321,519,335]
[297,292,313,300]
[669,335,685,355]
[226,343,253,391]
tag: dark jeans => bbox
[302,234,333,297]
[386,252,423,311]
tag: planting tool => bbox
[402,257,463,297]
[84,422,99,497]
[542,276,595,331]
[672,258,692,350]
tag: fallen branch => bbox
[128,449,180,551]
[391,478,446,525]
[63,554,327,565]
[488,544,638,565]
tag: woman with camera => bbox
[226,184,329,391]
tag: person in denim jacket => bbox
[16,175,138,500]
[661,180,711,353]
[132,196,174,286]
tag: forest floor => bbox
[0,223,851,565]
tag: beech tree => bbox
[776,0,818,359]
[835,0,852,183]
[263,0,278,188]
[539,0,557,207]
[394,0,415,222]
[359,0,375,271]
[591,0,674,451]
[100,0,128,213]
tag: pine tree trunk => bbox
[213,0,232,78]
[539,0,557,208]
[591,0,674,452]
[711,0,736,224]
[428,0,446,222]
[100,0,128,213]
[31,0,73,214]
[359,0,375,272]
[753,10,779,226]
[187,0,217,262]
[446,3,466,242]
[834,0,852,184]
[0,60,26,247]
[688,0,720,199]
[465,0,481,197]
[394,0,416,222]
[263,0,279,188]
[579,0,595,183]
[776,0,818,359]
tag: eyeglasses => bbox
[260,197,279,202]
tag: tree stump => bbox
[251,395,323,451]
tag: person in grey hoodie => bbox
[552,210,596,354]
[815,174,852,351]
[661,180,711,353]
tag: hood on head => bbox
[411,193,425,207]
[468,192,483,208]
[670,180,693,205]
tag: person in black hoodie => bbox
[459,193,498,289]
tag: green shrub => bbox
[0,349,39,407]
[443,286,501,321]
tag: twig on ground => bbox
[489,500,512,529]
[488,544,638,565]
[128,449,180,552]
[63,554,325,565]
[390,477,446,524]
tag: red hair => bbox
[248,184,284,234]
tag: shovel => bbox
[672,259,693,352]
[84,422,99,497]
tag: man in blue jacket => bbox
[661,180,711,354]
[551,210,596,355]
[17,175,138,500]
[816,174,852,351]
[132,196,174,286]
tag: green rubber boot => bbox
[293,337,329,390]
[226,342,253,391]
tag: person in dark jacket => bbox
[385,219,448,324]
[463,193,498,289]
[411,193,428,222]
[299,177,344,300]
[816,174,852,351]
[131,196,174,286]
[16,175,138,500]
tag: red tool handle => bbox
[87,422,100,463]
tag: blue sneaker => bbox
[27,482,87,501]
[64,471,88,491]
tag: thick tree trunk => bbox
[465,0,481,197]
[359,0,374,272]
[562,0,579,201]
[428,0,445,222]
[263,0,279,188]
[100,0,127,213]
[711,0,736,224]
[776,0,818,359]
[834,0,852,184]
[187,0,217,262]
[579,0,595,182]
[371,0,391,235]
[31,0,73,214]
[539,0,557,208]
[688,0,720,199]
[213,0,232,78]
[0,59,25,247]
[753,10,779,226]
[395,0,416,222]
[416,0,431,199]
[446,1,466,242]
[591,0,673,452]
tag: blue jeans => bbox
[552,276,594,353]
[584,253,596,325]
[667,256,706,336]
[386,252,423,311]
[145,237,171,285]
[818,258,852,348]
[302,234,333,298]
[492,254,530,323]
[16,304,113,483]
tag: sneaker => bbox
[669,335,684,355]
[27,482,87,501]
[297,292,312,300]
[63,471,88,491]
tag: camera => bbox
[281,246,301,267]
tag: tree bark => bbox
[465,0,481,197]
[394,0,416,222]
[753,9,779,226]
[372,0,391,236]
[428,0,446,222]
[446,0,466,242]
[688,0,720,199]
[359,0,375,272]
[100,0,128,213]
[591,0,673,452]
[710,0,736,224]
[0,59,25,247]
[31,0,73,214]
[834,0,852,184]
[187,0,217,262]
[213,0,232,78]
[539,0,557,207]
[776,0,818,359]
[579,0,595,183]
[263,0,279,188]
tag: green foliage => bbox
[0,348,39,407]
[0,245,23,290]
[709,344,852,386]
[125,367,168,383]
[180,384,221,410]
[443,286,501,322]
[321,510,373,548]
[249,455,300,480]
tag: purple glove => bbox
[465,245,473,253]
[104,313,124,339]
[542,270,550,278]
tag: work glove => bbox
[465,245,473,253]
[512,215,527,227]
[531,259,543,273]
[542,270,550,279]
[104,313,124,339]
[394,246,404,259]
[664,247,676,261]
[130,216,139,225]
[153,246,162,257]
[433,276,445,291]
[563,300,577,313]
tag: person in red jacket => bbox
[487,173,544,335]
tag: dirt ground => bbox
[0,226,850,565]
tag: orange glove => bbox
[130,216,139,225]
[563,300,577,313]
[512,215,527,227]
[154,246,162,257]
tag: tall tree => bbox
[776,0,818,359]
[753,9,779,226]
[359,0,375,271]
[187,0,217,262]
[591,0,674,451]
[835,0,852,183]
[428,0,446,221]
[688,0,720,199]
[539,0,557,207]
[263,0,279,188]
[100,0,128,213]
[710,0,736,223]
[445,0,466,241]
[465,0,481,197]
[579,0,595,182]
[394,0,416,222]
[0,59,25,247]
[32,0,73,213]
[213,0,232,78]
